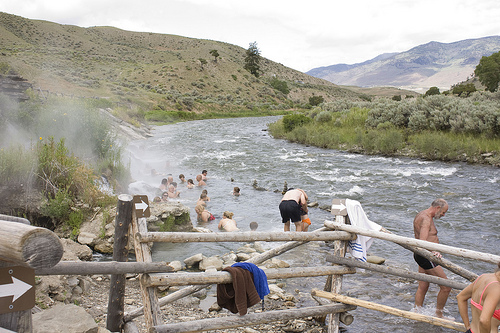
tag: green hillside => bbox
[0,11,396,121]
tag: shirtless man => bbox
[279,188,309,232]
[413,198,451,318]
[196,174,206,186]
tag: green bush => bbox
[315,111,332,123]
[269,77,290,95]
[282,114,311,132]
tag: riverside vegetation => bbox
[268,92,500,166]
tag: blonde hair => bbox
[195,204,205,213]
[223,211,234,219]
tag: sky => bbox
[2,0,500,72]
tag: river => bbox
[126,116,500,333]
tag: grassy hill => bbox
[0,12,418,122]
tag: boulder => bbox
[184,253,204,267]
[60,238,93,261]
[168,260,183,272]
[366,255,386,265]
[32,304,101,333]
[147,201,192,232]
[199,256,223,271]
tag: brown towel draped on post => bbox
[217,266,261,315]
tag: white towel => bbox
[345,199,382,262]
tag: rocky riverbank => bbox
[34,237,331,333]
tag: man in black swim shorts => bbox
[279,188,308,232]
[413,199,451,318]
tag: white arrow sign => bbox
[0,276,33,302]
[331,203,346,211]
[135,200,148,212]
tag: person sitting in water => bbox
[201,169,208,181]
[201,189,210,201]
[232,186,241,196]
[186,179,195,189]
[161,191,169,202]
[159,178,168,191]
[197,193,209,207]
[250,221,258,231]
[179,174,186,183]
[167,184,180,198]
[195,204,215,223]
[218,211,239,232]
[196,174,206,186]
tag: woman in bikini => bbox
[218,211,239,232]
[195,204,215,223]
[457,262,500,333]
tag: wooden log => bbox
[106,194,133,333]
[152,303,356,333]
[397,242,478,281]
[0,309,32,333]
[124,227,331,322]
[324,220,500,265]
[326,255,468,290]
[137,231,355,243]
[132,216,163,328]
[0,215,30,224]
[311,289,466,332]
[325,214,348,333]
[35,261,173,275]
[143,266,356,287]
[0,221,63,269]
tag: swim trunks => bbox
[302,217,311,226]
[279,200,301,223]
[465,329,473,333]
[413,253,438,270]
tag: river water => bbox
[126,116,500,333]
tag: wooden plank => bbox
[326,256,468,290]
[152,303,356,333]
[132,216,163,328]
[143,266,356,287]
[324,220,500,264]
[137,231,355,243]
[325,215,348,333]
[35,261,173,275]
[0,221,63,269]
[106,194,133,332]
[0,309,32,333]
[312,289,466,332]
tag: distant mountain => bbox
[307,36,500,92]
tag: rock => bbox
[77,232,97,246]
[366,255,386,265]
[253,242,265,253]
[148,201,193,232]
[199,256,223,271]
[173,295,200,307]
[307,201,319,207]
[60,238,93,261]
[221,252,238,264]
[193,227,212,233]
[209,302,222,312]
[265,258,290,268]
[283,319,307,332]
[184,253,204,267]
[237,244,257,253]
[33,304,99,333]
[236,253,252,261]
[168,260,183,272]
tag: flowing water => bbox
[126,116,500,332]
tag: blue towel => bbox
[232,262,270,300]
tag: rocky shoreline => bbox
[34,234,331,333]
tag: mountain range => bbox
[307,36,500,93]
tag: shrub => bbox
[309,95,324,106]
[315,111,332,123]
[282,114,311,132]
[269,77,290,95]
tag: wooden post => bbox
[312,289,466,331]
[326,255,468,290]
[324,221,500,265]
[143,266,356,287]
[131,216,163,329]
[106,194,134,332]
[35,261,173,275]
[152,303,356,333]
[0,221,63,269]
[324,209,348,333]
[137,231,355,243]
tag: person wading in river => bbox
[413,198,451,318]
[279,188,309,232]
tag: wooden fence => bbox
[3,195,495,333]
